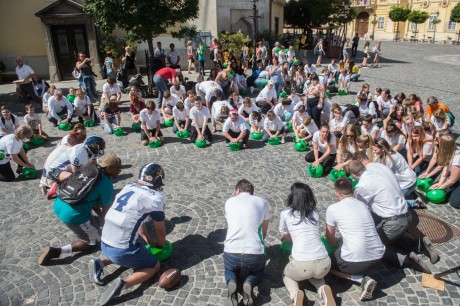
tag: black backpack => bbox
[209,48,215,60]
[367,100,381,118]
[1,115,16,126]
[56,164,102,205]
[342,104,360,120]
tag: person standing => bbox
[122,46,137,77]
[280,182,335,306]
[186,40,196,74]
[153,67,180,106]
[75,52,98,103]
[14,57,38,103]
[224,179,270,306]
[88,163,166,305]
[326,177,385,301]
[167,43,180,69]
[351,33,360,58]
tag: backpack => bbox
[72,68,81,79]
[1,115,16,126]
[210,48,215,60]
[342,104,360,121]
[56,164,102,205]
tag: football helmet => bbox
[138,163,165,190]
[84,136,106,157]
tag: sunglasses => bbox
[346,135,354,138]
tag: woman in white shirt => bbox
[280,182,333,306]
[262,111,288,143]
[248,111,264,133]
[305,124,337,174]
[329,104,345,139]
[379,121,406,155]
[335,125,359,171]
[238,97,259,121]
[407,126,433,175]
[172,102,190,133]
[356,134,374,161]
[360,115,379,140]
[295,115,318,143]
[376,88,394,118]
[430,134,460,207]
[430,108,451,131]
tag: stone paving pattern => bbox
[0,42,460,306]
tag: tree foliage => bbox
[389,6,411,22]
[83,0,199,52]
[451,2,460,23]
[218,31,251,56]
[407,10,430,25]
[284,0,355,30]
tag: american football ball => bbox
[158,268,181,289]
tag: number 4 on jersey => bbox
[114,191,134,212]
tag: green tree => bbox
[451,2,460,43]
[83,0,199,54]
[218,31,251,56]
[388,6,411,40]
[407,10,430,39]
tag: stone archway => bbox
[355,12,370,38]
[232,17,253,38]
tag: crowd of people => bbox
[0,36,459,306]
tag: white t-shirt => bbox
[263,116,283,131]
[16,64,34,80]
[279,209,328,261]
[238,103,259,116]
[24,113,41,130]
[162,93,180,108]
[102,183,166,249]
[172,106,190,121]
[168,50,180,64]
[431,116,451,131]
[212,100,233,118]
[189,106,210,126]
[359,102,376,117]
[273,103,295,119]
[183,97,194,111]
[224,192,270,254]
[339,73,350,83]
[223,116,248,133]
[312,131,337,154]
[292,111,308,126]
[376,96,395,110]
[382,152,417,189]
[449,149,460,172]
[102,83,122,97]
[139,109,161,130]
[249,113,265,130]
[170,85,186,99]
[256,86,277,102]
[357,163,408,218]
[68,143,93,168]
[301,121,319,135]
[0,115,20,136]
[73,96,91,114]
[48,96,73,123]
[43,144,72,173]
[380,130,406,148]
[289,94,301,108]
[326,197,385,262]
[361,124,379,136]
[0,134,22,165]
[304,64,316,75]
[330,117,344,132]
[321,100,332,123]
[196,81,222,102]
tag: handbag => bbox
[72,68,81,79]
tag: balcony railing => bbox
[350,0,376,9]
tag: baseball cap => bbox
[100,154,122,168]
[268,80,274,86]
[230,109,238,114]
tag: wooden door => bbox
[356,17,369,38]
[51,25,89,80]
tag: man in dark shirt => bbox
[352,33,360,58]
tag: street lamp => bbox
[250,0,259,69]
[432,11,440,44]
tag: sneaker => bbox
[359,276,377,301]
[319,285,336,306]
[47,183,58,200]
[242,282,253,306]
[227,280,238,306]
[38,246,61,265]
[281,137,286,144]
[88,258,104,285]
[293,289,304,306]
[39,184,48,196]
[408,252,432,274]
[421,237,439,264]
[99,277,125,305]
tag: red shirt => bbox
[155,68,177,80]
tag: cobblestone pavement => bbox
[1,42,460,306]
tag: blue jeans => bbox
[80,76,98,103]
[153,75,168,105]
[350,73,360,81]
[101,117,117,134]
[223,252,265,285]
[413,161,429,176]
[401,182,417,207]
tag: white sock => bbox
[351,275,363,283]
[61,245,72,254]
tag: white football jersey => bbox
[102,183,166,249]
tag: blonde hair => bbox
[15,125,34,139]
[437,134,457,166]
[187,40,193,46]
[356,134,374,161]
[374,138,395,167]
[408,126,426,157]
[433,108,447,123]
[302,115,313,126]
[339,125,360,153]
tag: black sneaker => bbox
[100,277,125,305]
[88,258,104,285]
[242,282,253,306]
[38,246,61,265]
[359,276,377,301]
[227,280,237,306]
[408,252,432,274]
[421,237,440,264]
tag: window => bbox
[428,15,437,31]
[448,19,457,31]
[377,17,384,29]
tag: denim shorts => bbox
[101,242,158,270]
